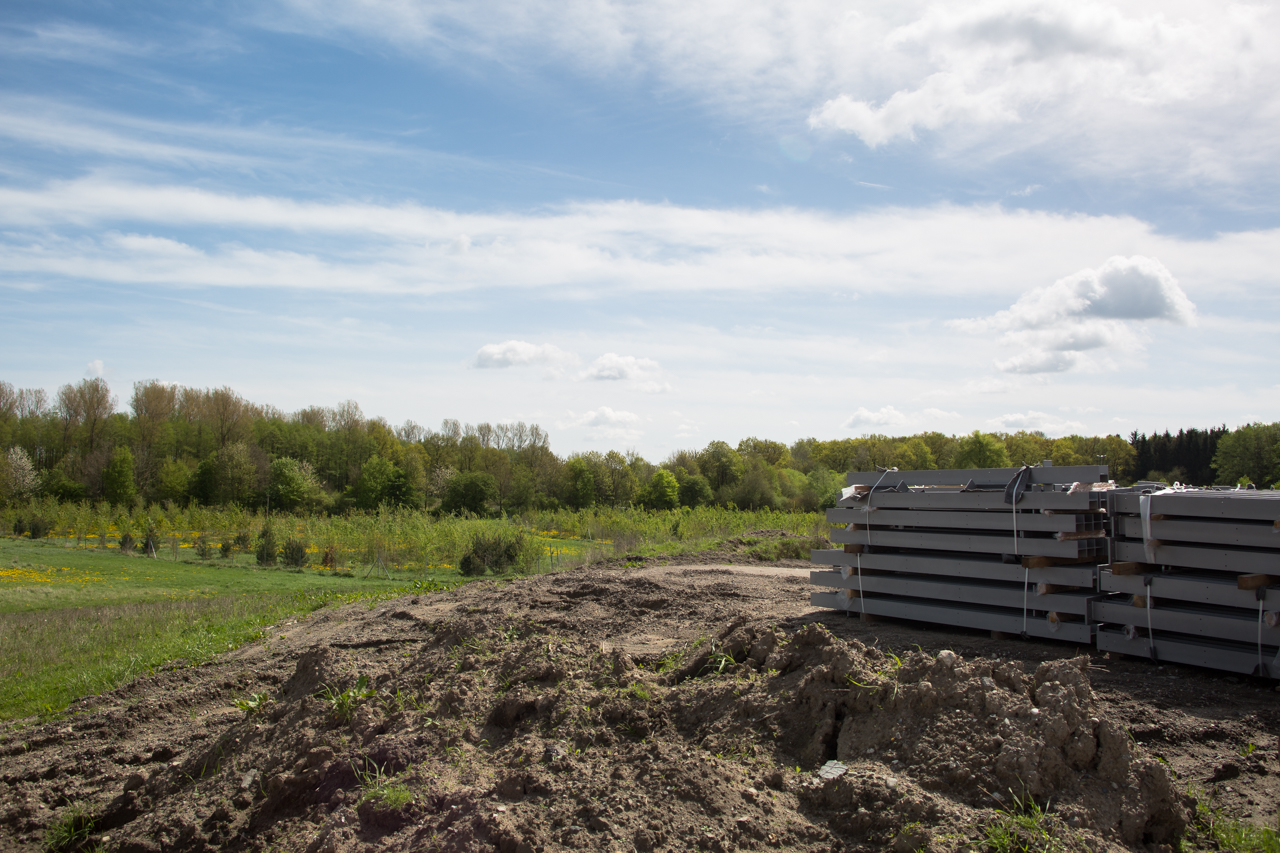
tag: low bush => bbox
[119,533,135,552]
[219,541,232,559]
[255,526,279,566]
[194,537,213,560]
[27,516,51,539]
[280,538,309,568]
[12,517,27,537]
[459,527,541,576]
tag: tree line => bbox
[0,378,1275,513]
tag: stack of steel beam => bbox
[1095,487,1280,676]
[810,465,1111,644]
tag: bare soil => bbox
[3,538,1279,853]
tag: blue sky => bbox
[2,0,1278,457]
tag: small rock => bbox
[937,650,957,667]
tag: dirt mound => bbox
[0,560,1262,853]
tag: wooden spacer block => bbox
[1108,561,1151,576]
[843,544,865,554]
[1131,595,1147,608]
[1055,530,1106,541]
[1238,574,1280,591]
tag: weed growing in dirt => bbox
[981,789,1065,853]
[1192,787,1280,853]
[626,683,651,701]
[318,676,376,723]
[233,692,271,714]
[43,804,94,853]
[351,759,413,810]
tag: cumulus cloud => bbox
[85,359,105,378]
[957,256,1196,374]
[842,405,909,430]
[559,406,644,441]
[473,340,577,369]
[988,411,1087,435]
[581,353,660,381]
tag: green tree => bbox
[732,456,780,510]
[441,471,499,515]
[698,441,744,490]
[269,457,322,511]
[351,455,408,509]
[102,446,138,506]
[564,457,597,510]
[1212,423,1280,486]
[892,437,936,471]
[640,469,679,510]
[677,473,714,508]
[953,431,1011,469]
[737,437,790,467]
[154,459,193,504]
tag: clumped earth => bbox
[2,534,1279,852]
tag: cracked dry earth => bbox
[3,551,1280,853]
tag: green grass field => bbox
[0,536,457,722]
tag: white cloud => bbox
[843,405,909,430]
[272,0,1280,188]
[580,353,661,381]
[988,411,1087,435]
[473,340,577,369]
[959,256,1197,374]
[559,406,644,441]
[85,359,105,378]
[4,178,1279,303]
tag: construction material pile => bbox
[1097,488,1280,675]
[812,465,1111,645]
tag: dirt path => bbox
[1,557,1277,852]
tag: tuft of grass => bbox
[352,759,414,810]
[626,682,651,701]
[1193,787,1280,853]
[43,804,94,853]
[982,789,1064,853]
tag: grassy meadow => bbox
[0,503,827,722]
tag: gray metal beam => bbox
[1096,627,1280,677]
[810,569,1093,615]
[832,527,1104,559]
[1112,540,1280,574]
[827,507,1096,533]
[1100,568,1280,609]
[1114,516,1280,551]
[845,465,1107,487]
[810,549,1097,586]
[810,591,1094,644]
[1092,598,1280,646]
[1110,492,1280,522]
[838,490,1104,512]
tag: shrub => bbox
[194,537,213,560]
[280,538,309,568]
[12,516,27,537]
[142,523,160,557]
[255,525,279,566]
[321,544,337,569]
[459,527,539,576]
[219,541,232,559]
[26,516,51,539]
[119,533,135,552]
[233,530,253,552]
